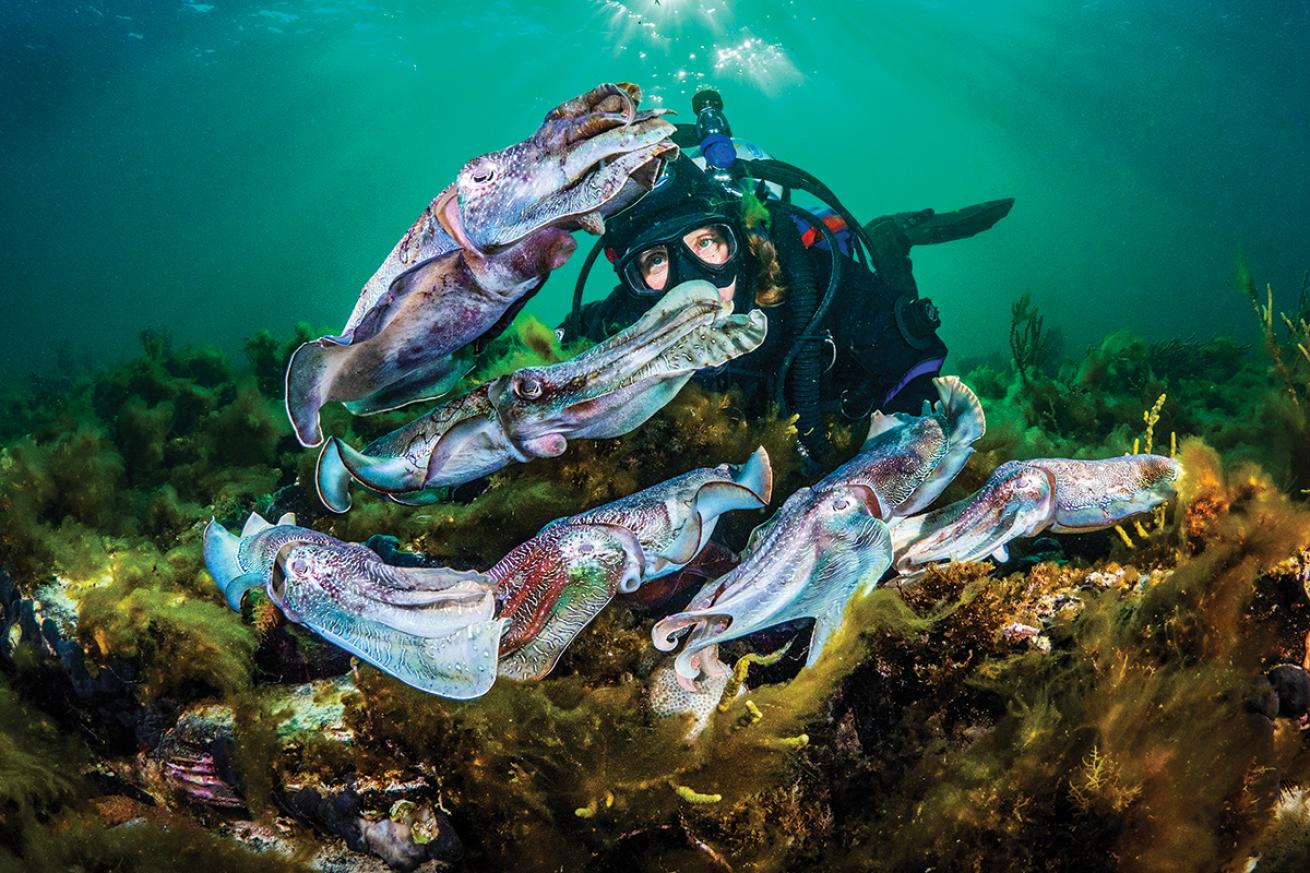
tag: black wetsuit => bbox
[561,246,948,421]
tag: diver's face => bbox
[637,225,737,304]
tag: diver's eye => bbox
[638,246,668,270]
[515,377,543,399]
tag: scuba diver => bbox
[561,88,1013,466]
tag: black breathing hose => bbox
[564,155,864,466]
[745,159,875,269]
[568,237,607,338]
[768,199,839,462]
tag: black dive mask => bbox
[613,216,741,297]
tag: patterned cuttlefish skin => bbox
[651,482,893,690]
[203,512,504,699]
[285,82,679,448]
[650,377,985,690]
[816,375,987,520]
[315,280,768,512]
[492,447,774,682]
[891,454,1183,576]
[650,377,1185,693]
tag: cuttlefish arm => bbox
[275,543,505,699]
[202,515,505,698]
[285,83,678,448]
[892,454,1183,577]
[492,524,645,682]
[342,82,662,333]
[492,280,767,460]
[652,485,893,690]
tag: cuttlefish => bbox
[651,482,893,690]
[891,454,1182,575]
[203,513,504,698]
[651,377,1184,690]
[286,82,678,447]
[815,374,987,519]
[493,447,774,682]
[315,280,768,512]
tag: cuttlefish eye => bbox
[831,496,850,511]
[468,162,497,185]
[287,555,310,576]
[515,377,543,400]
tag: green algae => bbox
[4,301,1310,870]
[0,679,83,849]
[818,442,1310,873]
[75,540,257,701]
[0,676,308,873]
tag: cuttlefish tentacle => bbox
[892,454,1183,577]
[202,514,503,698]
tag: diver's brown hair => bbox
[739,188,787,309]
[747,230,787,308]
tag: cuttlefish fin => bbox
[863,411,917,447]
[342,350,473,417]
[220,571,265,612]
[316,437,354,514]
[934,375,987,446]
[202,519,243,605]
[654,513,706,578]
[285,335,352,448]
[423,415,503,487]
[241,511,275,538]
[387,487,449,506]
[334,439,426,495]
[896,377,987,517]
[697,445,774,519]
[660,450,772,576]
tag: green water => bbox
[2,0,1307,382]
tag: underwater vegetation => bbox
[4,268,1310,870]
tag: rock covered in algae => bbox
[8,315,1310,871]
[139,675,462,871]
